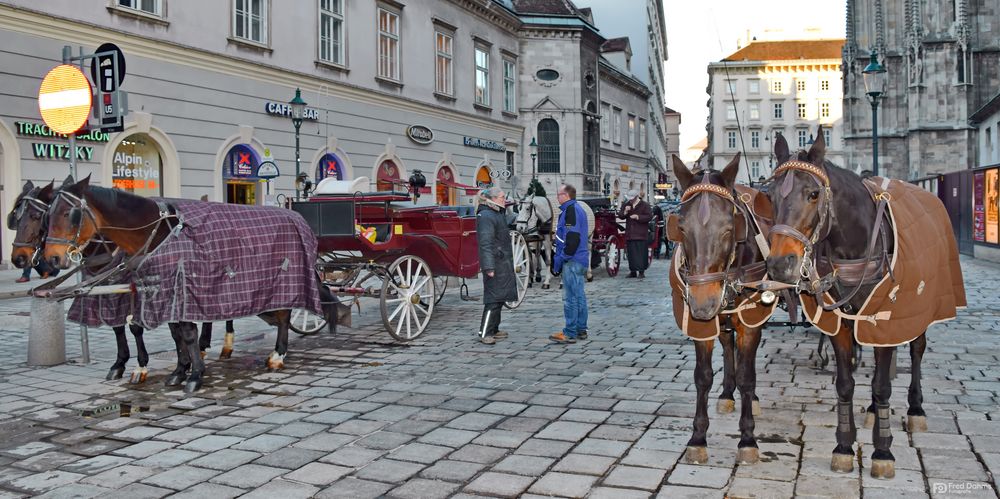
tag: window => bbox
[821,102,830,118]
[234,0,267,44]
[724,79,737,94]
[537,119,560,173]
[821,79,830,91]
[319,0,344,65]
[118,0,161,15]
[749,80,760,94]
[503,59,516,113]
[796,80,806,92]
[726,104,736,120]
[797,102,807,119]
[798,129,808,148]
[773,102,783,119]
[601,103,610,141]
[435,32,453,95]
[639,120,647,152]
[823,128,832,146]
[377,8,400,81]
[751,130,760,149]
[614,109,622,144]
[727,130,737,149]
[475,47,490,106]
[628,115,636,149]
[749,102,760,120]
[772,80,783,93]
[751,160,761,180]
[506,150,515,176]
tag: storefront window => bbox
[436,165,456,205]
[112,133,163,197]
[223,144,260,205]
[377,160,400,191]
[987,168,999,244]
[316,153,343,181]
[475,166,492,188]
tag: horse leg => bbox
[198,322,212,359]
[182,322,205,393]
[830,327,857,473]
[736,324,763,464]
[129,325,149,384]
[717,329,736,414]
[541,236,553,289]
[164,323,189,386]
[106,326,129,380]
[220,320,235,359]
[906,333,928,432]
[267,310,291,370]
[870,345,896,479]
[684,339,714,464]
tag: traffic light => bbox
[93,83,127,133]
[90,44,128,133]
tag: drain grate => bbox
[80,402,120,418]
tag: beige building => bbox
[707,40,846,184]
[665,106,681,160]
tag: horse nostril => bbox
[50,256,60,268]
[13,255,25,268]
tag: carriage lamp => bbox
[862,51,886,177]
[295,173,313,199]
[529,137,538,179]
[408,170,427,202]
[289,88,308,200]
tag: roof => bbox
[722,39,845,62]
[970,91,1000,125]
[664,106,679,114]
[511,0,581,15]
[601,37,631,53]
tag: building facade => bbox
[965,92,1000,261]
[665,106,681,160]
[598,48,653,203]
[842,0,1000,179]
[707,40,846,184]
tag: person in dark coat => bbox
[476,186,518,345]
[650,203,665,259]
[618,189,652,278]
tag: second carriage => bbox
[290,177,531,341]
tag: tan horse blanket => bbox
[803,178,966,346]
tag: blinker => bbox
[69,207,82,227]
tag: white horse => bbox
[514,194,556,289]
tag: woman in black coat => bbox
[617,190,653,278]
[476,187,517,345]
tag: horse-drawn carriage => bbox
[578,197,658,277]
[290,177,531,341]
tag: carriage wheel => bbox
[381,255,435,342]
[605,239,622,277]
[648,246,655,266]
[505,231,531,309]
[419,276,448,307]
[289,308,328,335]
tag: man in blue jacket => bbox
[550,183,589,343]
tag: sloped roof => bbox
[601,37,631,53]
[664,106,679,114]
[511,0,580,15]
[723,39,845,62]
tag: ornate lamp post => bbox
[529,136,537,179]
[289,88,307,200]
[862,51,887,177]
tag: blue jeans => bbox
[561,260,588,338]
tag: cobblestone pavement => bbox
[0,256,997,498]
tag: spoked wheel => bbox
[506,231,531,309]
[648,246,655,266]
[381,255,435,342]
[605,239,622,277]
[289,308,328,335]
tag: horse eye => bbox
[808,190,820,201]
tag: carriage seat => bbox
[437,205,477,218]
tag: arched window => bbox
[537,119,560,173]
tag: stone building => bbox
[707,40,846,183]
[598,38,653,202]
[842,0,1000,179]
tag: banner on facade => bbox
[974,171,985,242]
[987,168,999,244]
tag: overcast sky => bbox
[662,0,847,159]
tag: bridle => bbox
[45,190,102,263]
[769,160,834,285]
[10,194,51,265]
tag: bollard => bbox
[28,297,66,366]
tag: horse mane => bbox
[84,185,157,217]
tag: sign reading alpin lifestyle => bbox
[464,136,506,152]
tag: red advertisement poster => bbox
[973,171,985,242]
[988,169,999,244]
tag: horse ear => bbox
[774,133,790,165]
[807,126,826,165]
[721,152,741,189]
[77,174,92,191]
[671,154,694,191]
[38,182,55,203]
[61,175,74,188]
[21,180,34,195]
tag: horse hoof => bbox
[907,415,928,433]
[542,284,550,290]
[164,374,187,387]
[219,348,233,360]
[716,398,735,414]
[683,446,709,464]
[129,370,148,384]
[870,459,895,480]
[106,367,125,381]
[737,446,759,465]
[200,351,208,359]
[752,400,762,416]
[864,411,875,429]
[831,453,854,473]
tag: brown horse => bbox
[764,130,965,479]
[668,153,774,466]
[43,176,336,393]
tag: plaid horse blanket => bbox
[67,251,132,328]
[123,199,322,330]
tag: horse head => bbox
[8,180,46,268]
[765,127,833,286]
[670,152,745,320]
[44,174,101,269]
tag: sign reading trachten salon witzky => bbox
[15,121,109,161]
[463,136,506,152]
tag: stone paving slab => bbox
[0,258,997,497]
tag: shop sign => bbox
[464,136,506,152]
[257,161,279,179]
[264,101,319,120]
[15,120,109,162]
[620,164,630,172]
[406,125,434,145]
[655,183,672,189]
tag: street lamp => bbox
[529,136,538,179]
[862,51,887,177]
[289,88,307,200]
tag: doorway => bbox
[226,181,256,205]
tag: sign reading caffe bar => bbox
[15,121,109,161]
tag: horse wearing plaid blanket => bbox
[43,176,337,393]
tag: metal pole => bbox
[294,123,301,201]
[871,99,879,178]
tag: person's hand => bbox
[486,271,495,277]
[630,214,639,220]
